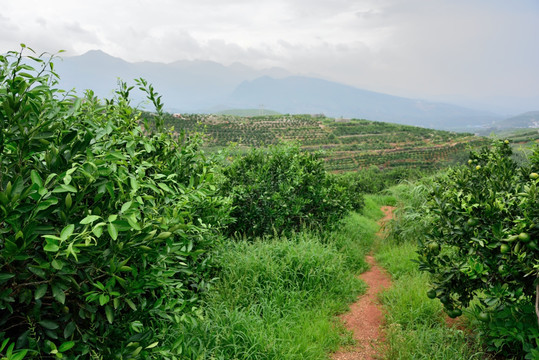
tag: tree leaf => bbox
[36,198,59,212]
[121,201,132,213]
[64,321,76,338]
[60,224,75,241]
[39,320,59,330]
[105,305,114,324]
[80,215,100,224]
[0,273,15,283]
[34,284,48,300]
[30,170,43,187]
[58,341,75,352]
[108,223,118,240]
[52,284,65,304]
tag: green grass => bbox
[176,209,381,359]
[375,183,491,360]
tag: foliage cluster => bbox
[0,47,231,358]
[411,140,539,358]
[220,144,359,237]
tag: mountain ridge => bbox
[55,50,507,130]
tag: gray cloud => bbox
[1,0,538,111]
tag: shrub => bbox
[418,140,539,358]
[0,47,231,358]
[220,143,355,237]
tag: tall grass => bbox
[177,209,381,359]
[375,182,490,360]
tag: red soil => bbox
[332,206,395,360]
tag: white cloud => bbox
[1,0,538,106]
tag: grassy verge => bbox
[176,207,382,359]
[374,184,490,360]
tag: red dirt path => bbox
[332,206,395,360]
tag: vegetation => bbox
[0,47,234,358]
[174,209,381,360]
[163,113,488,173]
[220,144,361,238]
[385,141,539,359]
[5,45,528,359]
[0,46,377,359]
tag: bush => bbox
[220,144,356,237]
[0,47,231,358]
[418,140,539,358]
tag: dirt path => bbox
[332,206,395,360]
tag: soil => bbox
[332,206,395,360]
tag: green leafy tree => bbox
[220,143,357,237]
[419,140,539,358]
[0,46,231,358]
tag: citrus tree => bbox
[419,140,539,358]
[220,143,358,238]
[0,46,231,358]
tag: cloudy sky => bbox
[1,0,538,112]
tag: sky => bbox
[1,0,538,113]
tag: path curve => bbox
[332,206,395,360]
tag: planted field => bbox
[165,114,488,172]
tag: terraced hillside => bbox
[164,113,488,172]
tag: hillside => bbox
[493,111,539,129]
[164,113,488,172]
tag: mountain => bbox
[491,111,539,129]
[227,76,500,129]
[55,50,291,111]
[55,50,504,130]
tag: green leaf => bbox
[60,184,77,193]
[35,284,48,300]
[0,273,15,283]
[99,294,110,306]
[30,170,43,187]
[105,305,114,324]
[121,201,132,213]
[60,224,75,241]
[44,243,60,252]
[158,182,172,192]
[39,320,59,330]
[145,342,159,349]
[126,298,137,311]
[11,349,28,360]
[52,284,66,304]
[107,223,118,240]
[92,224,104,238]
[64,321,76,338]
[51,259,64,270]
[58,341,75,352]
[80,215,100,224]
[36,198,59,212]
[0,339,8,352]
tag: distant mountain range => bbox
[54,50,536,130]
[492,111,539,129]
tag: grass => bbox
[176,208,382,359]
[374,184,491,360]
